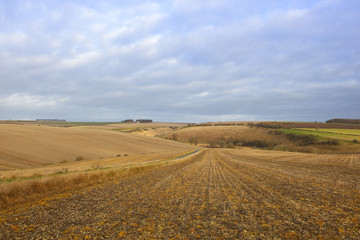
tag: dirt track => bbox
[1,149,360,239]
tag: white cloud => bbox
[0,0,359,122]
[91,23,107,32]
[130,13,165,27]
[14,55,54,67]
[309,80,359,89]
[75,5,99,19]
[172,0,226,13]
[194,92,209,97]
[0,32,27,45]
[50,11,62,21]
[0,93,68,108]
[60,51,101,69]
[72,33,87,43]
[103,26,131,42]
[285,9,309,19]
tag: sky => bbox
[0,0,359,123]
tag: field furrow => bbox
[1,149,359,239]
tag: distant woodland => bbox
[326,119,360,124]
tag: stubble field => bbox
[1,148,359,239]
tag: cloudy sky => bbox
[0,0,359,122]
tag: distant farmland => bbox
[289,128,360,142]
[298,128,360,137]
[163,123,360,153]
[252,121,360,129]
[0,123,194,170]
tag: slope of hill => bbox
[0,124,196,170]
[163,124,360,153]
[162,125,292,146]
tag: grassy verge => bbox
[0,169,71,184]
[0,166,156,211]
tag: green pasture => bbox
[298,128,360,136]
[284,128,360,142]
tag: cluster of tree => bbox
[247,123,282,129]
[326,119,360,124]
[164,133,178,141]
[284,133,316,145]
[317,140,340,145]
[249,121,360,129]
[187,123,245,127]
[206,137,275,149]
[36,119,66,122]
[189,137,198,145]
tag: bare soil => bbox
[1,149,359,239]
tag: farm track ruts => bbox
[1,149,360,239]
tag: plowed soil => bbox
[1,149,360,239]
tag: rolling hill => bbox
[0,123,195,170]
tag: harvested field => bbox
[0,151,195,181]
[0,124,195,170]
[0,151,198,210]
[1,149,359,239]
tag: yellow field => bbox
[0,123,195,170]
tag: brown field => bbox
[0,123,194,170]
[163,125,292,146]
[166,125,250,141]
[1,148,359,239]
